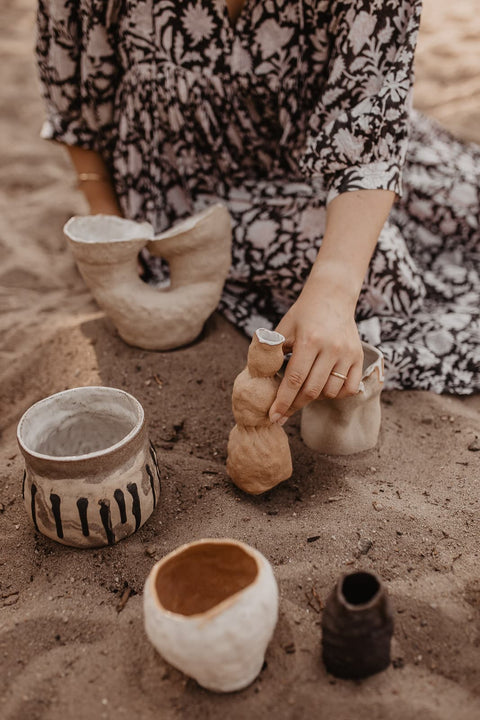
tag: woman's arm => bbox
[66,146,122,216]
[269,188,395,424]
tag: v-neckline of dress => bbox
[220,0,252,35]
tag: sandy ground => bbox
[1,1,479,718]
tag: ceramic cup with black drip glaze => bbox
[17,386,161,548]
[322,570,394,679]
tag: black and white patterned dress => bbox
[36,0,480,393]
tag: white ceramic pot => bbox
[17,386,160,547]
[301,342,385,455]
[144,538,279,692]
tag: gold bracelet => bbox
[77,172,109,184]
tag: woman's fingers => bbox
[320,368,350,399]
[281,352,339,415]
[335,358,364,399]
[269,346,364,422]
[268,342,318,423]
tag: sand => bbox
[1,1,479,718]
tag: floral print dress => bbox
[36,0,479,393]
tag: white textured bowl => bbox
[144,538,278,692]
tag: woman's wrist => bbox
[65,144,122,216]
[307,256,362,310]
[77,177,122,216]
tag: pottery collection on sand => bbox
[18,195,394,691]
[143,538,279,692]
[17,386,160,548]
[227,328,293,494]
[321,570,394,679]
[301,342,385,455]
[63,204,232,350]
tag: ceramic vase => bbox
[143,538,279,692]
[63,204,232,350]
[301,342,385,455]
[322,570,394,679]
[227,328,292,494]
[17,386,160,548]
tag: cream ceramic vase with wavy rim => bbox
[63,204,232,350]
[143,538,279,692]
[300,342,385,455]
[17,386,160,548]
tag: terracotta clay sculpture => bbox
[17,386,160,548]
[301,342,385,455]
[227,328,292,494]
[322,570,394,679]
[63,204,232,350]
[143,538,278,692]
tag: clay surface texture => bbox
[63,205,232,350]
[17,387,160,547]
[322,571,394,679]
[143,538,278,692]
[301,342,385,455]
[227,328,292,494]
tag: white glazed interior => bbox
[256,328,285,346]
[361,343,385,382]
[17,387,144,460]
[64,215,154,244]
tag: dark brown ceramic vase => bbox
[322,571,394,679]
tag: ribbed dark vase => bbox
[322,571,394,679]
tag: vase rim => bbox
[151,202,227,241]
[337,570,383,610]
[148,538,263,621]
[64,214,154,244]
[255,328,285,346]
[17,386,145,463]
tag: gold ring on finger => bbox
[330,371,348,381]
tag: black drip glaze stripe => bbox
[146,465,156,508]
[149,442,161,481]
[99,500,115,545]
[22,470,26,499]
[114,489,127,524]
[77,497,89,537]
[50,493,63,539]
[127,482,141,531]
[30,483,39,531]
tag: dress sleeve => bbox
[35,0,120,153]
[300,0,422,204]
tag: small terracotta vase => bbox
[63,204,232,350]
[143,538,278,692]
[300,342,385,455]
[322,570,394,679]
[17,386,160,548]
[227,328,292,494]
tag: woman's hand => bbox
[269,265,364,425]
[268,188,396,425]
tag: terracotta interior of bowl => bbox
[342,572,380,606]
[155,543,258,616]
[20,389,142,458]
